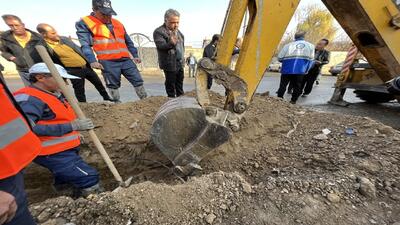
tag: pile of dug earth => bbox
[24,92,399,225]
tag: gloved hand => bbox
[71,118,94,131]
[79,134,86,144]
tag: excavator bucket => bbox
[150,97,231,175]
[149,0,300,175]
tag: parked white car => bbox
[268,61,282,72]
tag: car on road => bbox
[268,61,282,72]
[329,59,368,76]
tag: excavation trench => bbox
[21,93,400,225]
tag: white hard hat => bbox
[29,63,80,79]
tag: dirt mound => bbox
[30,172,253,225]
[24,93,400,225]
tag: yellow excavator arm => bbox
[327,0,400,104]
[196,0,300,114]
[150,0,400,176]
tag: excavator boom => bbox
[326,0,400,104]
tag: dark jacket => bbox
[314,49,330,69]
[203,42,217,59]
[46,36,91,68]
[203,42,238,59]
[0,29,48,72]
[153,24,185,72]
[0,63,4,82]
[308,49,330,75]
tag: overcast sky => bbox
[1,0,325,47]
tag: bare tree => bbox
[329,32,353,51]
[296,4,338,44]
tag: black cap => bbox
[92,0,117,16]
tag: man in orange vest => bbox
[14,63,102,198]
[75,0,147,102]
[0,75,41,225]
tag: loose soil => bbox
[24,92,400,225]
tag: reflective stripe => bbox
[116,38,125,43]
[42,135,79,147]
[14,93,30,102]
[76,166,89,176]
[93,38,125,45]
[95,48,130,55]
[94,39,116,44]
[0,117,30,149]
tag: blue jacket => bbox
[75,14,139,63]
[14,87,73,137]
[278,38,315,75]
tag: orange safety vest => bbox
[82,15,130,60]
[0,83,41,179]
[13,87,81,156]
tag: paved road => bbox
[5,72,400,129]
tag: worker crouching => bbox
[14,63,103,197]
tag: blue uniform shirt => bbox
[278,38,315,75]
[14,87,73,137]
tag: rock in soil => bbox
[358,177,377,198]
[327,193,341,203]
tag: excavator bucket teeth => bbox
[150,97,231,175]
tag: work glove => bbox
[79,134,86,144]
[71,118,95,131]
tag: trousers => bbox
[164,68,184,98]
[301,67,320,95]
[188,64,196,78]
[99,59,144,89]
[33,148,99,189]
[67,66,110,102]
[277,74,305,102]
[0,172,36,225]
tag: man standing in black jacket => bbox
[0,63,4,82]
[36,23,111,102]
[0,14,49,86]
[203,34,220,89]
[301,38,330,97]
[153,9,185,98]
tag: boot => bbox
[134,85,148,99]
[53,183,74,196]
[74,183,105,198]
[109,88,121,103]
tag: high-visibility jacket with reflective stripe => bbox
[0,83,41,179]
[13,87,80,155]
[278,40,315,75]
[82,16,130,60]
